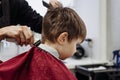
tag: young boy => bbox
[0,6,86,80]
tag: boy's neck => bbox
[38,43,60,59]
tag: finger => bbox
[15,35,21,45]
[55,1,62,7]
[28,35,34,47]
[22,26,34,45]
[19,30,26,46]
[30,35,34,45]
[50,0,62,8]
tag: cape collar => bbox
[38,44,59,59]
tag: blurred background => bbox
[25,0,120,70]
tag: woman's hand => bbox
[0,25,34,46]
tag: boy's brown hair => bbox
[42,7,86,43]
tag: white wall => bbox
[107,0,120,60]
[26,0,47,16]
[73,0,100,60]
[26,0,74,16]
[73,0,107,61]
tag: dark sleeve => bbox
[10,0,43,33]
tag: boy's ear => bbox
[57,32,68,45]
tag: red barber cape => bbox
[0,46,77,80]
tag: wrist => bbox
[0,28,6,41]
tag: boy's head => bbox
[42,7,86,59]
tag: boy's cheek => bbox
[72,49,77,55]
